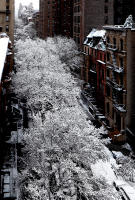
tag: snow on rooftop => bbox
[97,60,105,65]
[124,15,134,28]
[0,37,9,82]
[87,29,106,38]
[104,15,135,30]
[84,29,106,46]
[87,28,97,38]
[114,179,135,200]
[93,30,106,38]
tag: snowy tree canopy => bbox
[13,22,121,200]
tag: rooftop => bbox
[104,15,135,31]
[84,29,106,51]
[0,33,10,82]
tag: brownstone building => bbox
[82,16,135,141]
[104,15,135,140]
[39,0,73,39]
[0,0,14,43]
[82,29,107,125]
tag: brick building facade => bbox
[39,0,73,39]
[73,0,135,48]
[60,0,73,37]
[39,0,60,38]
[82,16,135,141]
[0,0,14,43]
[73,0,114,48]
[104,16,135,140]
[82,29,106,122]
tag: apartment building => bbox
[82,29,107,127]
[104,15,135,140]
[60,0,73,37]
[82,16,135,141]
[73,0,113,48]
[39,0,73,39]
[0,0,14,43]
[73,0,135,49]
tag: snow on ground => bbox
[122,143,132,151]
[91,160,117,184]
[91,146,118,184]
[112,151,125,159]
[78,99,95,121]
[114,179,135,200]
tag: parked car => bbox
[113,180,135,200]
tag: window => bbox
[91,49,93,55]
[120,57,123,67]
[106,86,111,97]
[6,15,9,22]
[107,36,110,44]
[6,5,9,10]
[102,69,104,80]
[107,52,110,61]
[120,39,123,50]
[100,53,102,60]
[107,69,110,77]
[6,25,9,32]
[105,16,108,24]
[104,6,108,13]
[113,38,116,48]
[0,27,2,32]
[88,48,89,55]
[120,74,123,86]
[106,102,110,114]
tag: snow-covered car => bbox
[113,180,135,200]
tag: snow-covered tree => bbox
[13,23,122,200]
[18,2,34,24]
[18,113,120,200]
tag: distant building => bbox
[32,11,40,37]
[0,0,14,43]
[73,0,113,48]
[73,0,135,49]
[39,0,61,38]
[60,0,73,38]
[39,0,73,39]
[18,3,35,25]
